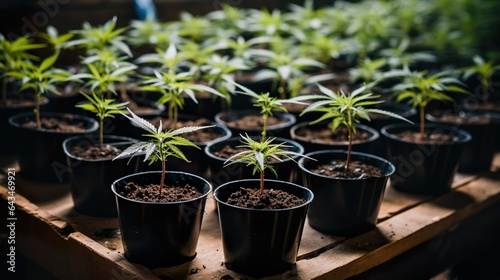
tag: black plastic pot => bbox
[0,96,49,159]
[427,110,500,173]
[215,109,296,139]
[213,179,313,277]
[204,136,304,189]
[299,150,395,236]
[290,122,380,154]
[381,123,471,196]
[8,112,99,183]
[63,135,141,217]
[111,171,211,269]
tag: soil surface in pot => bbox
[433,113,492,125]
[148,117,223,143]
[70,145,122,160]
[393,130,458,144]
[225,187,305,209]
[118,182,202,203]
[20,116,89,132]
[1,97,38,107]
[296,125,369,144]
[224,115,285,130]
[310,160,383,179]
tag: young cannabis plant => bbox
[75,91,129,149]
[462,55,500,104]
[113,108,214,193]
[225,78,305,139]
[224,134,309,195]
[392,69,467,139]
[6,51,71,128]
[294,84,412,175]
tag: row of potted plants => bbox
[1,0,499,277]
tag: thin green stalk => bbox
[35,93,41,129]
[419,103,425,139]
[2,77,7,104]
[160,157,165,195]
[260,170,265,195]
[99,118,104,149]
[262,114,268,140]
[481,77,488,104]
[344,112,353,176]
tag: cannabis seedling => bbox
[294,84,412,175]
[113,108,214,193]
[392,69,468,139]
[75,91,129,149]
[6,51,71,128]
[462,55,500,104]
[225,78,304,140]
[224,134,310,195]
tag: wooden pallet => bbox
[1,153,499,279]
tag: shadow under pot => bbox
[290,121,380,155]
[299,150,395,236]
[111,171,211,269]
[132,113,232,180]
[204,135,305,189]
[62,135,142,217]
[8,112,99,183]
[213,179,313,277]
[426,110,500,173]
[380,123,471,196]
[215,109,296,139]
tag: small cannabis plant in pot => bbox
[224,133,309,196]
[391,68,468,140]
[75,91,129,149]
[113,108,214,195]
[461,55,500,105]
[224,78,304,140]
[294,84,412,176]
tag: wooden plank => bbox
[295,171,500,279]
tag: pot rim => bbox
[290,121,380,145]
[63,134,141,162]
[298,149,396,180]
[213,178,314,212]
[380,123,472,145]
[111,170,212,205]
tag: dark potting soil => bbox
[147,117,223,143]
[310,160,383,179]
[70,145,122,160]
[226,187,306,209]
[224,115,285,130]
[20,116,88,132]
[118,181,202,203]
[393,130,459,144]
[434,113,492,125]
[296,125,369,144]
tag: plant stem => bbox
[419,103,425,140]
[160,159,165,196]
[481,77,488,105]
[260,170,264,195]
[1,76,7,105]
[262,115,267,140]
[35,93,41,129]
[99,117,104,149]
[168,101,174,129]
[345,129,352,177]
